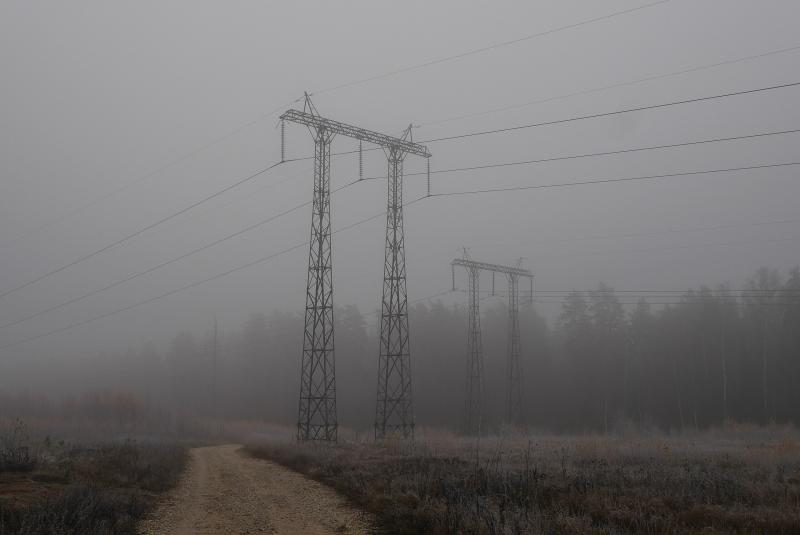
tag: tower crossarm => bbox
[451,258,532,279]
[281,109,431,158]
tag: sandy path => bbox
[139,444,374,535]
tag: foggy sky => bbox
[0,0,799,378]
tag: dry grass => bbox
[247,426,800,535]
[0,430,188,535]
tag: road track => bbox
[139,444,374,535]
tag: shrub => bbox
[0,419,36,473]
[0,439,188,535]
[247,432,800,535]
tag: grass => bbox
[246,426,800,535]
[0,423,188,535]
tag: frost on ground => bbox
[248,426,800,535]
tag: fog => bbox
[0,1,798,431]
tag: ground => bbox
[0,439,188,534]
[248,426,800,534]
[3,423,799,534]
[139,444,375,535]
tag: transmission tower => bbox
[375,126,426,440]
[452,257,532,433]
[281,96,430,442]
[506,273,522,424]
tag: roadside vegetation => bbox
[0,418,187,535]
[248,425,800,535]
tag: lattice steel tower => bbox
[281,96,430,442]
[375,127,426,440]
[466,261,485,434]
[282,96,338,441]
[506,273,522,424]
[452,257,532,433]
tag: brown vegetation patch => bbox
[247,431,800,535]
[0,439,187,535]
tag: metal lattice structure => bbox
[452,257,533,432]
[284,96,338,442]
[506,273,523,424]
[281,95,430,442]
[375,128,423,440]
[280,110,430,159]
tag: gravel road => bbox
[139,444,375,535]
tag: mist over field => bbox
[0,1,799,533]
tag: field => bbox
[2,416,799,534]
[247,425,800,535]
[0,419,188,535]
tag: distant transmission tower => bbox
[452,256,533,432]
[281,95,430,442]
[505,272,522,424]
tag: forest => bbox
[2,265,798,435]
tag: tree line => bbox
[4,266,798,434]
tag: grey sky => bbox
[0,0,798,365]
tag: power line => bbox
[426,161,800,198]
[161,164,312,236]
[375,292,800,308]
[418,44,800,128]
[7,156,798,348]
[357,128,800,182]
[0,199,422,352]
[7,3,663,244]
[522,216,800,247]
[421,81,800,144]
[537,234,800,261]
[312,1,670,95]
[448,289,800,302]
[9,126,791,330]
[532,300,797,306]
[533,289,799,294]
[3,100,300,248]
[0,161,287,302]
[289,82,800,166]
[410,289,457,304]
[0,178,360,331]
[5,157,794,332]
[1,2,672,243]
[10,19,793,253]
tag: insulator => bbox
[280,120,286,162]
[359,141,363,180]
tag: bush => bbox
[247,432,800,535]
[0,438,188,535]
[0,419,36,473]
[0,484,145,535]
[71,441,188,493]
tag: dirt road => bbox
[139,444,375,535]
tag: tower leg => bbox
[506,274,523,425]
[375,148,414,440]
[466,267,484,435]
[298,128,338,442]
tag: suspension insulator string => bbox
[359,141,363,180]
